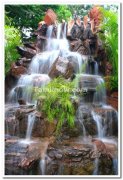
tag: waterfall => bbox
[94,61,98,75]
[113,158,118,175]
[93,77,106,105]
[93,158,99,175]
[40,158,46,175]
[91,111,103,138]
[93,145,99,175]
[46,25,53,51]
[63,22,67,38]
[6,19,118,175]
[9,74,50,103]
[57,24,62,39]
[26,113,35,140]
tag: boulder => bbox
[44,9,57,25]
[11,63,27,77]
[18,99,27,105]
[15,106,57,138]
[5,138,44,175]
[17,46,37,58]
[48,56,74,79]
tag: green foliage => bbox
[68,5,92,19]
[5,5,72,30]
[5,25,22,74]
[99,7,118,90]
[55,5,72,22]
[110,76,118,91]
[33,77,75,134]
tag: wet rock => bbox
[78,74,99,90]
[55,153,63,159]
[15,106,57,138]
[93,107,118,136]
[11,63,27,77]
[18,57,32,68]
[5,116,19,136]
[92,139,107,154]
[23,42,37,50]
[5,139,42,175]
[18,99,26,105]
[46,139,115,175]
[75,104,118,137]
[5,72,18,102]
[17,46,36,59]
[48,56,74,79]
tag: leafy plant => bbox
[5,5,72,30]
[5,25,22,74]
[99,7,118,90]
[33,77,76,134]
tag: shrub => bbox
[99,7,118,90]
[33,77,76,134]
[5,25,22,74]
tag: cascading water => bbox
[26,113,35,140]
[40,158,46,175]
[9,74,50,103]
[91,111,103,138]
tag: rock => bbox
[93,107,118,136]
[105,62,112,76]
[14,106,57,138]
[5,72,18,102]
[18,57,32,68]
[67,20,74,37]
[48,56,74,79]
[92,139,107,154]
[55,153,63,159]
[17,46,36,58]
[23,42,37,50]
[11,63,27,77]
[46,139,115,175]
[44,9,57,25]
[107,91,118,111]
[36,24,48,37]
[5,108,19,136]
[5,139,43,175]
[89,6,103,28]
[18,99,26,105]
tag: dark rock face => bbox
[5,73,18,102]
[48,56,75,79]
[17,46,37,59]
